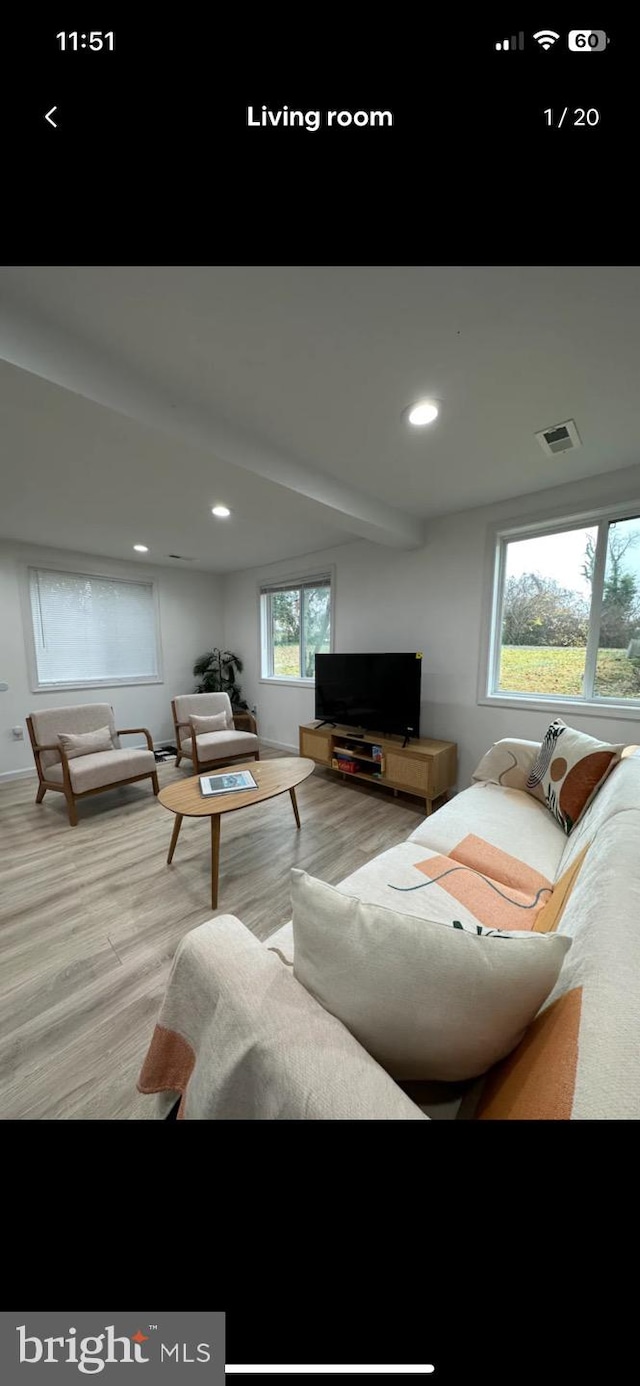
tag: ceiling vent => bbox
[167,553,194,561]
[535,418,581,457]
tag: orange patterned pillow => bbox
[526,719,623,834]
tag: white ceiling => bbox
[0,361,351,569]
[1,265,640,572]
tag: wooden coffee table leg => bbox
[167,813,183,864]
[289,785,301,829]
[211,813,221,908]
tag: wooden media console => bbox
[299,723,457,814]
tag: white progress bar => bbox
[226,1369,435,1376]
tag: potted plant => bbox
[193,648,250,712]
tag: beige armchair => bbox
[26,703,159,827]
[171,692,259,774]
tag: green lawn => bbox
[499,645,640,698]
[275,641,640,698]
[274,641,330,677]
[274,642,302,677]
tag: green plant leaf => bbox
[193,652,217,677]
[192,647,248,708]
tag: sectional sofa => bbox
[138,736,640,1120]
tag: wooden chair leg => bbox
[175,753,182,767]
[151,771,159,795]
[66,792,78,827]
[255,749,261,760]
[35,784,46,803]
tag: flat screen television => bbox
[314,652,422,738]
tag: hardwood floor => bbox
[0,749,425,1119]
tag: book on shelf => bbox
[199,770,258,796]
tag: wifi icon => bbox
[533,29,560,49]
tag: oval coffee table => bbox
[158,757,315,908]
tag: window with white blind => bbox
[259,573,332,681]
[27,567,161,690]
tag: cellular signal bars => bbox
[495,33,525,51]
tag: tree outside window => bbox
[261,577,332,679]
[493,515,640,702]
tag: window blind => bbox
[29,568,159,686]
[259,575,330,595]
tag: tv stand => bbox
[299,723,457,815]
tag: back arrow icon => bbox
[45,106,58,127]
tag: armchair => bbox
[171,692,259,775]
[26,703,158,826]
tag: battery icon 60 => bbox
[568,30,609,51]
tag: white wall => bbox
[222,462,640,788]
[0,541,223,777]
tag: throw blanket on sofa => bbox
[137,914,427,1120]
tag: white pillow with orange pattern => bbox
[525,718,624,834]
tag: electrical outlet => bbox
[11,726,24,740]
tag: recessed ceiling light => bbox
[133,544,149,552]
[212,505,231,518]
[406,400,439,426]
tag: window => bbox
[260,574,332,680]
[28,567,161,690]
[485,508,640,709]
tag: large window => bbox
[28,567,161,690]
[260,574,332,681]
[485,508,640,709]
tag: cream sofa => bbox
[139,737,640,1120]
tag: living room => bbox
[1,265,639,1120]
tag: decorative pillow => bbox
[58,725,115,759]
[190,712,228,736]
[290,868,571,1081]
[471,738,541,791]
[525,718,624,834]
